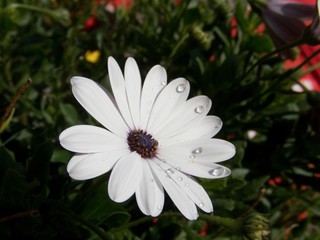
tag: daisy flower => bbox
[59,57,235,220]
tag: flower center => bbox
[127,129,158,159]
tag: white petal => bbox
[59,125,127,153]
[67,149,128,180]
[160,138,235,163]
[108,152,143,202]
[158,139,235,179]
[154,159,213,213]
[155,95,212,139]
[160,116,223,145]
[147,78,190,135]
[149,161,198,220]
[136,160,164,217]
[139,65,167,129]
[108,57,134,129]
[71,76,129,138]
[125,57,142,128]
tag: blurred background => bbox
[1,0,320,239]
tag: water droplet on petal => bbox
[199,203,204,208]
[175,167,181,171]
[190,154,195,159]
[192,147,203,154]
[208,166,225,176]
[176,83,186,93]
[185,183,189,187]
[161,80,166,86]
[166,168,174,174]
[157,205,162,210]
[147,100,152,104]
[177,177,183,181]
[195,106,204,114]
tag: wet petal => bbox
[71,76,129,138]
[140,65,167,129]
[108,152,143,202]
[59,125,127,153]
[149,160,198,220]
[147,78,190,135]
[155,95,212,139]
[136,160,164,217]
[153,159,213,213]
[160,138,235,163]
[158,139,235,179]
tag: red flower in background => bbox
[84,16,99,31]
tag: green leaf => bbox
[59,103,80,125]
[0,108,15,133]
[78,184,130,227]
[231,140,247,167]
[213,198,235,211]
[238,176,269,201]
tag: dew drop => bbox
[157,205,162,210]
[175,167,181,171]
[176,83,186,93]
[161,80,166,86]
[192,147,203,154]
[185,183,189,187]
[166,168,174,174]
[208,166,225,176]
[147,100,152,104]
[195,106,204,114]
[177,177,183,181]
[189,154,195,159]
[199,203,204,208]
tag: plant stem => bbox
[0,78,32,129]
[66,212,112,240]
[199,214,243,234]
[241,39,304,79]
[107,216,152,234]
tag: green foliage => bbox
[1,0,320,239]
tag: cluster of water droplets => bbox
[188,147,227,177]
[164,163,208,211]
[189,147,203,160]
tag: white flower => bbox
[59,57,235,220]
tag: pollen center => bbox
[127,129,158,159]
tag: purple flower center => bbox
[127,129,158,159]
